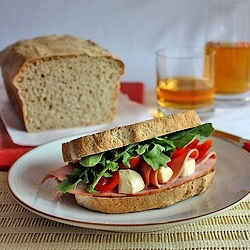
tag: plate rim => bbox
[7,132,250,232]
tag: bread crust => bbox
[74,167,215,214]
[0,35,124,79]
[62,110,201,162]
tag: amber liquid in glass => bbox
[156,77,215,110]
[206,42,250,94]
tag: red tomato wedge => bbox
[171,148,187,158]
[195,140,213,160]
[186,139,200,149]
[95,171,119,192]
[171,139,213,160]
[171,139,200,159]
[119,155,142,169]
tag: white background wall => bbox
[0,0,209,93]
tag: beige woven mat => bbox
[1,171,249,250]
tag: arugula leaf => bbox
[145,143,165,158]
[86,159,119,193]
[120,151,132,168]
[105,160,119,172]
[167,123,214,148]
[168,134,197,149]
[136,143,149,155]
[142,143,171,170]
[79,153,103,167]
[143,153,170,170]
[56,167,91,193]
[152,137,175,147]
[57,178,83,194]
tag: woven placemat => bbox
[1,171,249,250]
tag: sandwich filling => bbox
[42,123,217,196]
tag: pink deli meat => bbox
[41,163,76,184]
[41,149,217,198]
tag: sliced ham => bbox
[144,148,199,188]
[139,161,152,186]
[161,148,199,188]
[149,169,159,187]
[196,151,217,169]
[68,182,88,194]
[41,163,76,183]
[41,149,217,198]
[170,157,216,189]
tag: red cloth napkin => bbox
[0,118,34,170]
[244,141,250,152]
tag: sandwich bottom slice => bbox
[75,167,215,214]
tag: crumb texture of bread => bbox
[74,168,215,214]
[62,110,201,162]
[0,35,124,132]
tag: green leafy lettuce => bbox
[57,123,214,194]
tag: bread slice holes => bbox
[17,77,24,83]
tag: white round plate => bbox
[8,134,250,232]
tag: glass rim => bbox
[206,0,250,7]
[156,46,216,59]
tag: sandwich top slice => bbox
[62,109,202,163]
[42,110,217,214]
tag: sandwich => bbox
[42,110,217,214]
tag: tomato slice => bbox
[186,139,199,149]
[119,155,142,169]
[195,140,213,160]
[95,171,119,192]
[171,139,200,159]
[171,148,187,158]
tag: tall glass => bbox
[205,0,250,106]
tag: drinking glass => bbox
[156,46,216,120]
[205,0,250,106]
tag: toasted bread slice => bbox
[74,166,215,214]
[62,110,201,163]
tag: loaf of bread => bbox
[62,110,202,162]
[0,35,124,132]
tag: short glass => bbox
[205,0,250,106]
[156,46,216,120]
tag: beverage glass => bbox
[205,0,250,106]
[156,46,216,120]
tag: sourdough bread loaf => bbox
[0,35,124,132]
[62,110,201,163]
[75,167,215,214]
